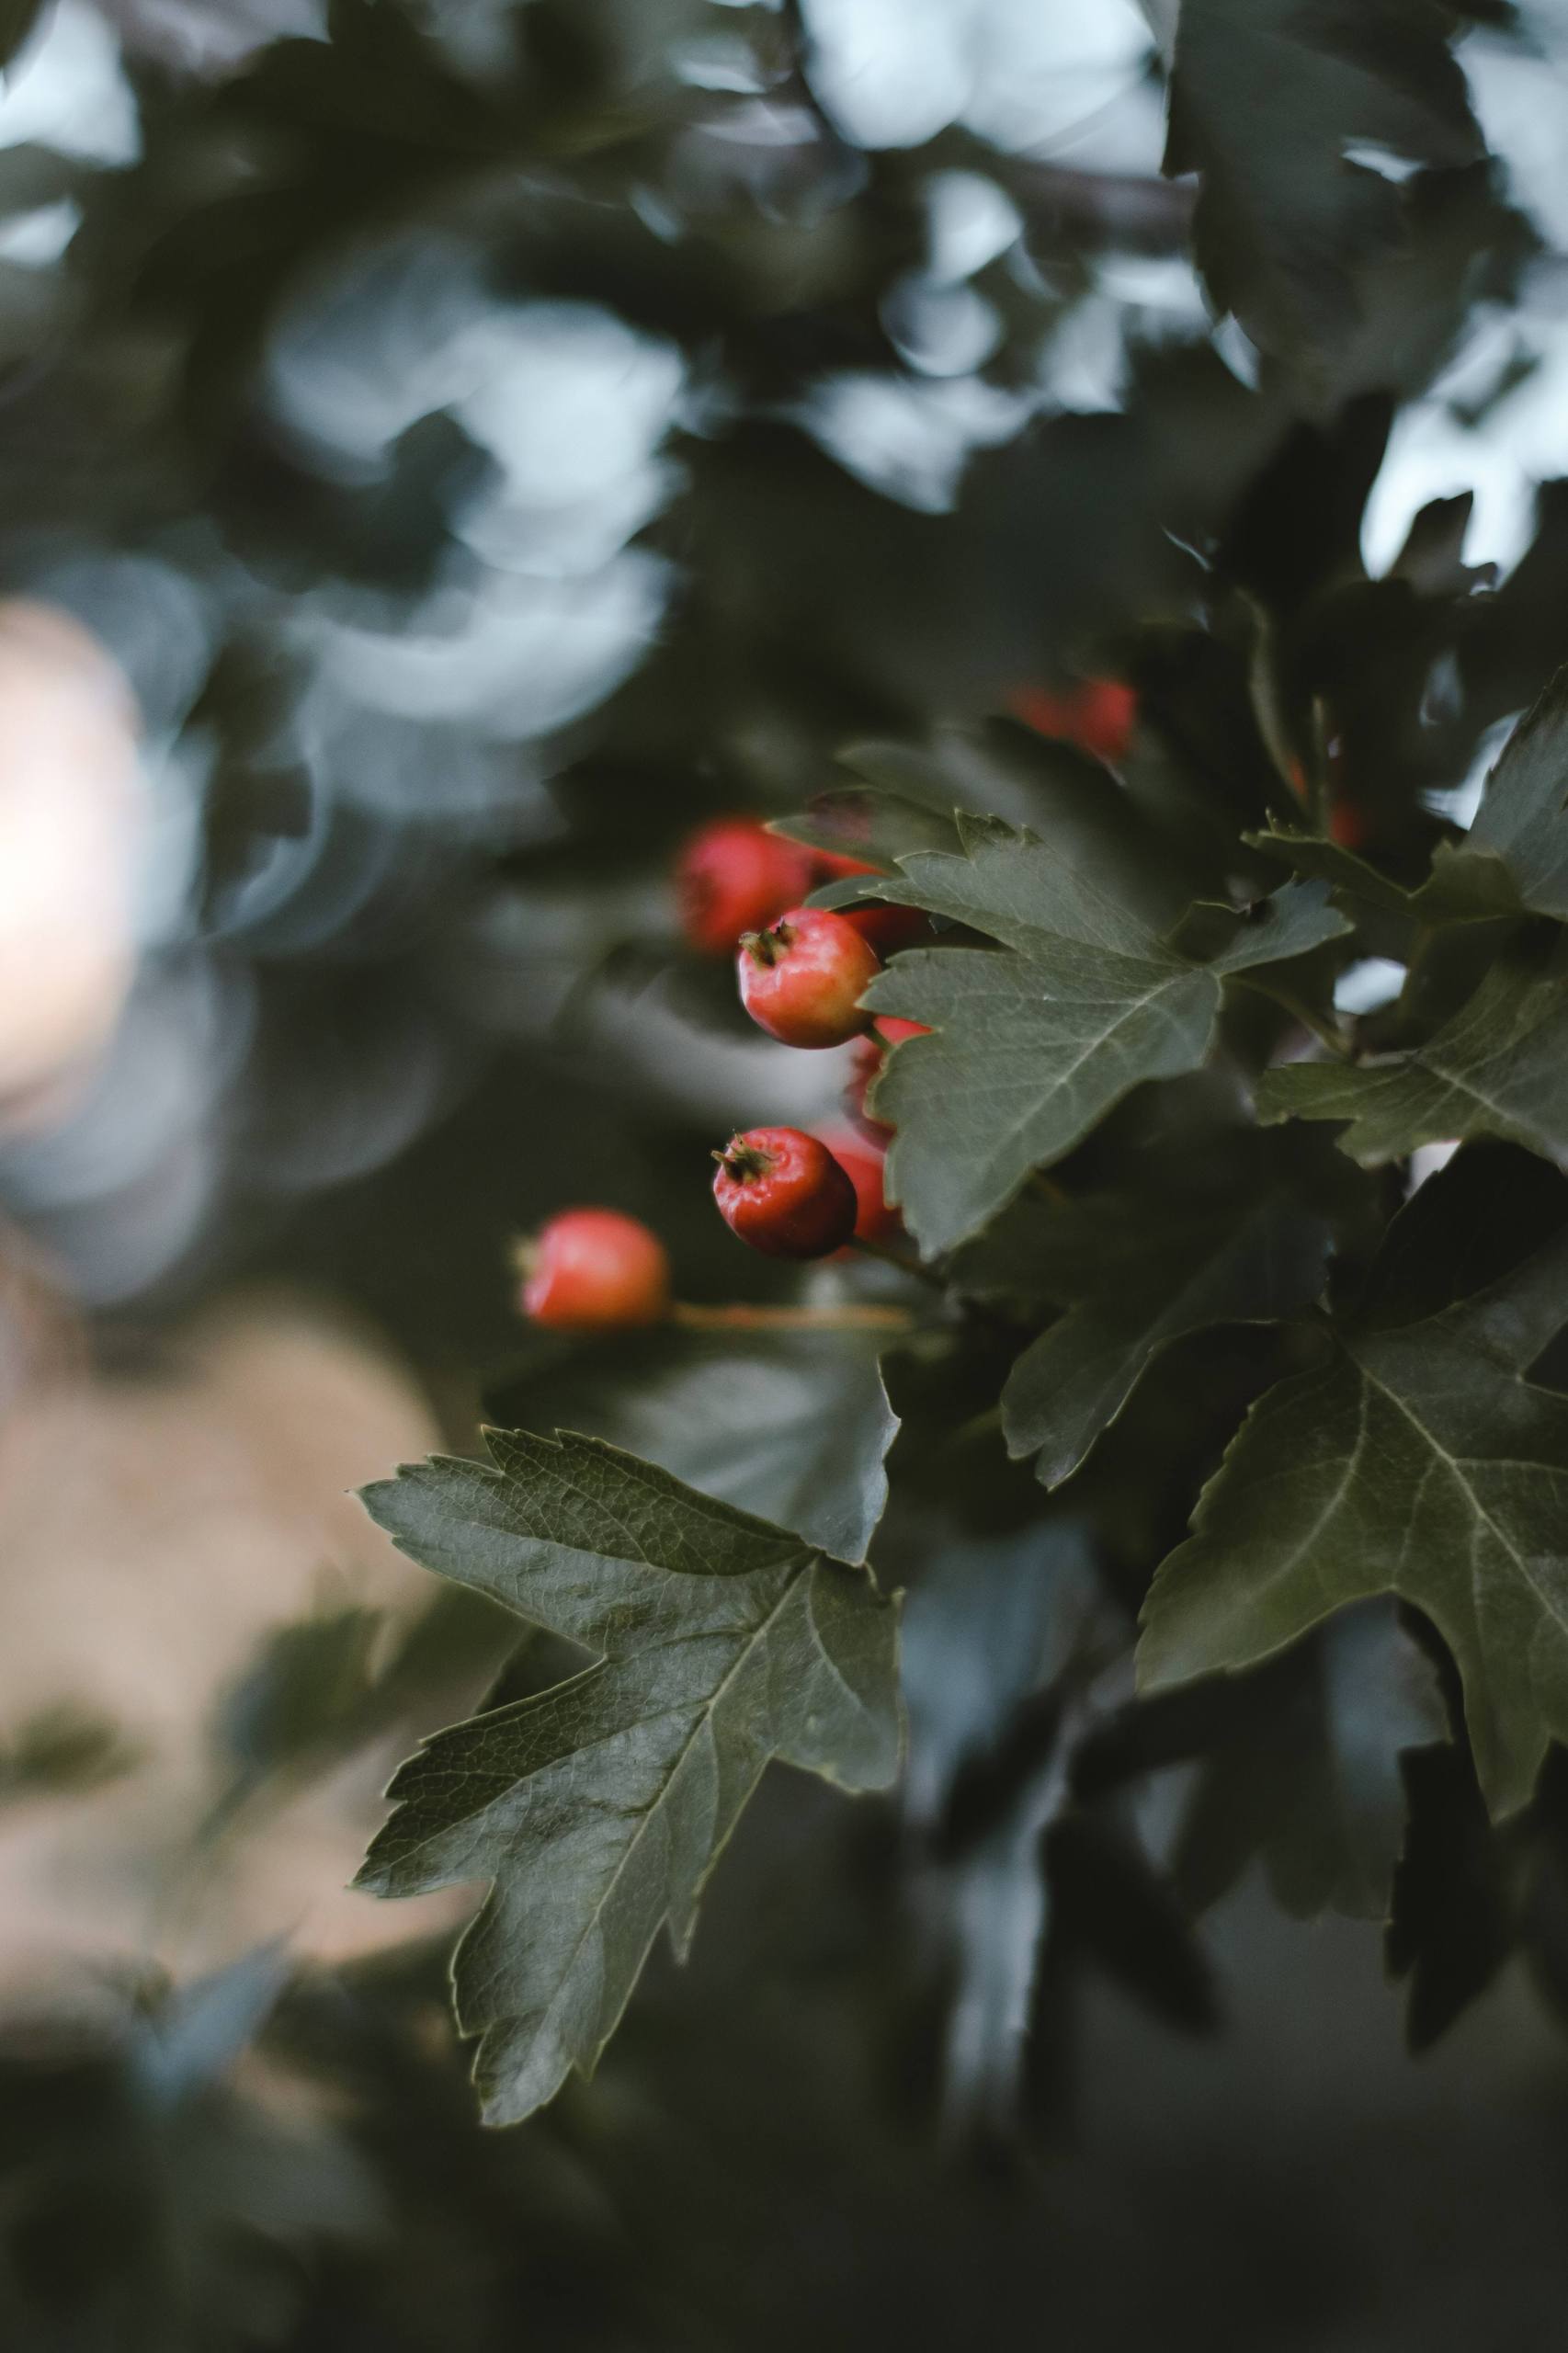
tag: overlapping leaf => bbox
[485,1325,898,1567]
[999,1184,1333,1490]
[1173,1602,1446,1920]
[1253,666,1568,927]
[1435,664,1568,918]
[857,813,1347,1252]
[1258,938,1568,1165]
[1165,0,1483,392]
[1139,1147,1568,1812]
[356,1430,901,2123]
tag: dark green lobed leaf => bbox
[357,1430,900,2123]
[1140,1147,1568,1813]
[1165,0,1483,395]
[1258,938,1568,1165]
[999,1178,1334,1489]
[860,813,1347,1253]
[484,1324,897,1566]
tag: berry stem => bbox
[672,1300,915,1332]
[849,1234,949,1291]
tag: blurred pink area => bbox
[0,1267,472,1992]
[0,598,145,1131]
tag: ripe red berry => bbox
[814,1125,900,1243]
[516,1208,670,1331]
[1010,677,1138,764]
[736,906,881,1049]
[676,817,815,957]
[873,1015,930,1049]
[712,1127,858,1258]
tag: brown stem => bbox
[672,1300,915,1332]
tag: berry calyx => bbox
[1010,677,1138,765]
[813,1125,900,1244]
[712,1126,858,1258]
[676,817,815,957]
[516,1208,671,1331]
[736,906,881,1049]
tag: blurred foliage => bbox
[8,0,1568,2345]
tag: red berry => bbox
[872,1015,930,1049]
[676,817,815,957]
[517,1208,670,1331]
[736,906,881,1049]
[1010,677,1138,764]
[814,1125,900,1243]
[712,1127,858,1259]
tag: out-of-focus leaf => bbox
[485,1324,898,1566]
[1044,1813,1219,2034]
[134,1944,295,2110]
[1165,0,1483,395]
[0,1701,142,1802]
[900,1520,1111,2141]
[0,1958,379,2342]
[1140,1146,1568,1813]
[214,1604,384,1796]
[1174,1602,1447,1920]
[357,1430,901,2122]
[1386,1740,1513,2047]
[776,786,962,881]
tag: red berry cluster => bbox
[515,814,937,1328]
[718,903,932,1256]
[676,813,931,1260]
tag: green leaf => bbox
[356,1430,901,2123]
[860,815,1347,1251]
[1438,664,1568,920]
[1173,1603,1446,1920]
[1258,938,1568,1165]
[1385,1742,1513,2047]
[1139,1145,1568,1813]
[1165,0,1482,393]
[1247,826,1422,918]
[0,1701,142,1802]
[1251,673,1568,930]
[485,1325,897,1566]
[998,1156,1334,1488]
